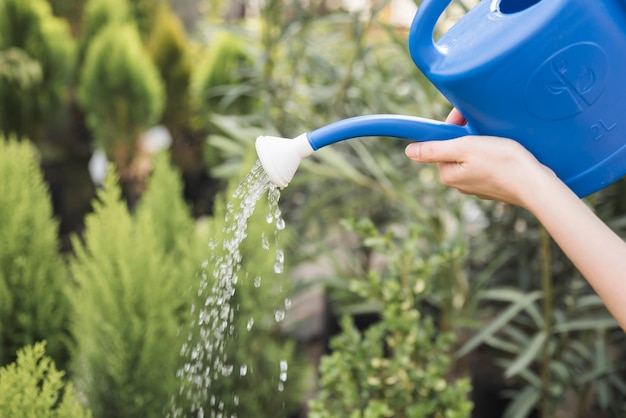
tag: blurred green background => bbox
[1,0,626,417]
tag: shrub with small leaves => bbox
[0,342,91,418]
[309,218,473,418]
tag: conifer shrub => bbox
[0,342,91,418]
[68,156,201,418]
[78,0,131,65]
[0,0,75,141]
[146,5,194,138]
[78,22,164,155]
[78,21,164,203]
[0,137,69,369]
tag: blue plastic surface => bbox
[307,115,470,150]
[407,0,626,197]
[306,0,626,197]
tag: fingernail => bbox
[405,143,419,158]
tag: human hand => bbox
[404,110,557,208]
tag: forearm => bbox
[522,172,626,331]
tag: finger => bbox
[405,139,469,163]
[445,108,467,126]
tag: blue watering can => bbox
[256,0,626,197]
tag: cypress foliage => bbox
[69,158,199,418]
[77,0,131,66]
[0,0,75,142]
[145,5,193,136]
[78,23,164,156]
[0,137,69,369]
[77,21,164,204]
[0,342,92,418]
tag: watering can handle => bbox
[307,114,471,150]
[408,0,453,69]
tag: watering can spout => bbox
[255,133,314,189]
[255,115,470,188]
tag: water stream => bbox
[169,160,287,418]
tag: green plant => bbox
[456,228,626,418]
[78,0,131,65]
[0,137,69,369]
[78,21,164,204]
[309,218,473,417]
[0,47,42,88]
[191,29,258,117]
[146,4,193,136]
[0,342,91,418]
[68,157,200,418]
[0,0,75,142]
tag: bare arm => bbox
[405,111,626,330]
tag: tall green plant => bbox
[146,5,193,135]
[0,0,75,142]
[78,0,131,65]
[69,158,199,418]
[78,22,164,204]
[0,137,69,369]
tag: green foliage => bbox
[309,218,473,418]
[146,5,193,134]
[456,249,626,417]
[78,0,131,65]
[0,47,42,88]
[0,342,91,418]
[136,152,203,274]
[129,0,164,39]
[0,0,75,141]
[68,157,200,418]
[78,22,164,157]
[0,137,69,369]
[191,30,258,117]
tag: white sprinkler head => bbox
[255,133,314,188]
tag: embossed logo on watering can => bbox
[525,42,608,121]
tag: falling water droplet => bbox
[284,298,292,310]
[221,365,233,377]
[276,218,285,230]
[273,262,284,274]
[253,276,261,288]
[266,213,273,223]
[239,365,248,376]
[274,309,285,322]
[246,318,254,331]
